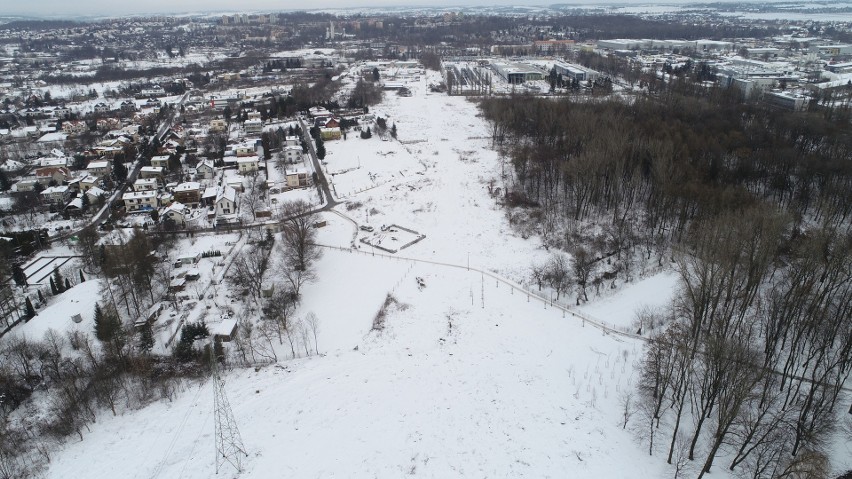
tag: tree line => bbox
[479,77,852,476]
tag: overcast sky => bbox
[4,0,694,18]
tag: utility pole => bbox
[212,347,247,474]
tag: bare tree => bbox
[261,287,295,344]
[277,200,321,272]
[305,312,320,355]
[241,172,266,220]
[544,252,570,300]
[228,245,271,301]
[571,246,597,303]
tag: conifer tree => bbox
[79,270,85,283]
[52,267,65,294]
[12,265,27,287]
[49,276,58,295]
[25,297,35,318]
[138,322,154,353]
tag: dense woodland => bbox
[481,77,852,477]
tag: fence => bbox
[313,243,643,342]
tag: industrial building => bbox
[552,61,600,82]
[490,61,544,84]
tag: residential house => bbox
[122,190,159,212]
[283,145,303,163]
[84,186,106,203]
[151,155,171,169]
[120,100,137,113]
[139,166,165,183]
[215,186,238,216]
[162,201,187,227]
[134,178,158,192]
[41,185,71,205]
[85,160,111,179]
[35,166,72,185]
[62,120,87,135]
[237,156,259,174]
[140,85,166,97]
[234,140,261,157]
[51,105,71,118]
[93,103,110,114]
[64,197,85,216]
[202,186,218,206]
[244,119,263,135]
[80,176,100,192]
[209,118,227,132]
[286,168,310,188]
[195,159,216,180]
[173,182,202,206]
[14,178,40,192]
[284,135,301,147]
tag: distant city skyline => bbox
[0,0,752,19]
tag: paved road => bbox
[297,117,339,211]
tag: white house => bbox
[41,185,71,205]
[283,145,303,163]
[150,155,170,169]
[162,201,187,227]
[86,160,111,179]
[196,159,216,180]
[85,186,106,203]
[140,166,164,183]
[80,176,100,192]
[134,178,158,192]
[122,190,159,212]
[215,186,238,216]
[244,119,263,135]
[237,156,260,174]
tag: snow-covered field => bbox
[45,251,666,479]
[23,69,851,478]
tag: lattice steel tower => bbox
[212,349,247,474]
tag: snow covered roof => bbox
[216,185,237,204]
[174,182,201,192]
[123,190,157,200]
[165,201,186,215]
[86,186,106,197]
[197,159,215,170]
[202,186,218,198]
[37,132,67,143]
[212,317,238,337]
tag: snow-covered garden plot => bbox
[12,279,102,341]
[22,255,79,285]
[359,224,425,254]
[323,135,424,199]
